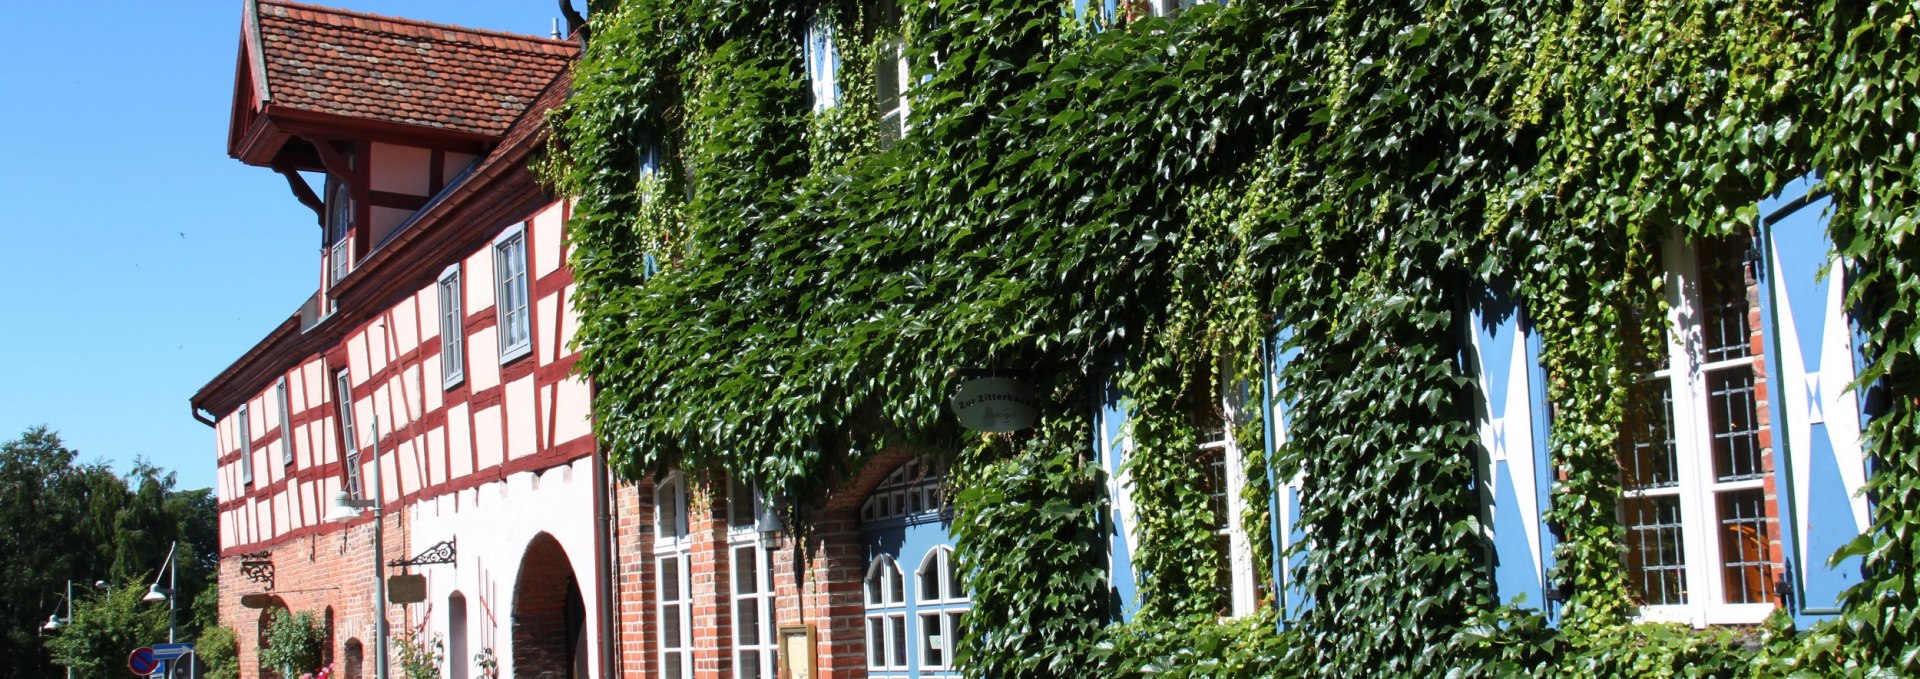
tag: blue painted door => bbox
[860,460,967,678]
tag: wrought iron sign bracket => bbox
[239,551,276,591]
[386,537,456,569]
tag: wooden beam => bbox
[303,135,355,189]
[273,165,325,222]
[369,190,429,212]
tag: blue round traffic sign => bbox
[129,647,159,675]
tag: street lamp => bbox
[325,412,390,679]
[144,541,180,644]
[43,579,107,679]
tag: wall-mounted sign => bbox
[949,376,1038,432]
[387,574,427,604]
[778,625,817,679]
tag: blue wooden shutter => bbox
[1465,288,1557,616]
[1757,174,1870,620]
[1094,368,1141,620]
[1264,329,1311,625]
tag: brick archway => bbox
[512,532,586,679]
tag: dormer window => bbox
[326,179,354,286]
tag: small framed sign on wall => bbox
[778,625,817,679]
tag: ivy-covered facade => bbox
[549,0,1920,676]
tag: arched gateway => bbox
[512,532,588,678]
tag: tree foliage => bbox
[42,582,169,679]
[0,427,219,677]
[258,609,327,678]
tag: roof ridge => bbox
[259,0,577,52]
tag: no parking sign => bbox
[128,647,159,676]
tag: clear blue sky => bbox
[0,1,574,491]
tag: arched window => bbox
[864,556,908,674]
[915,547,968,672]
[859,458,948,523]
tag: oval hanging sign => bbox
[949,377,1038,432]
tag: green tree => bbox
[196,624,240,679]
[42,582,168,679]
[0,426,88,679]
[1,427,220,676]
[258,609,326,678]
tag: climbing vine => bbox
[548,0,1920,675]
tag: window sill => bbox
[443,373,465,392]
[499,340,532,366]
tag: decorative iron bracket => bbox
[387,537,456,569]
[239,551,276,591]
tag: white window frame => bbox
[335,369,360,499]
[864,556,909,674]
[1625,234,1778,627]
[913,546,968,673]
[493,225,532,363]
[438,264,465,388]
[276,377,294,466]
[238,404,254,486]
[1200,391,1259,618]
[805,15,840,111]
[1152,0,1206,16]
[327,179,354,286]
[655,472,693,679]
[875,1,909,144]
[728,481,777,679]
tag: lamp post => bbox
[143,541,180,643]
[44,579,106,679]
[325,412,389,679]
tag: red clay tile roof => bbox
[249,0,576,137]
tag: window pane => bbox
[944,553,962,601]
[1622,378,1679,489]
[739,599,761,645]
[1707,367,1764,481]
[663,603,683,649]
[736,546,759,594]
[875,39,900,105]
[739,653,763,679]
[867,618,882,668]
[921,612,943,667]
[1622,495,1688,606]
[920,556,939,602]
[887,563,903,605]
[664,655,682,679]
[731,481,757,528]
[1717,489,1775,605]
[661,557,681,601]
[1698,236,1755,362]
[889,616,906,667]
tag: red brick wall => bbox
[219,508,408,679]
[607,451,932,679]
